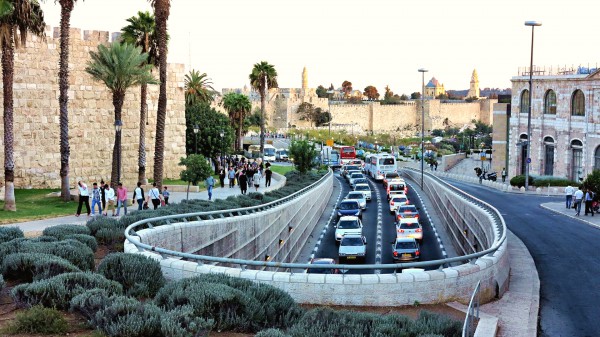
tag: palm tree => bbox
[184,69,216,107]
[121,10,159,184]
[0,0,12,17]
[222,92,251,151]
[0,0,45,211]
[57,0,82,202]
[85,42,157,186]
[249,61,278,155]
[148,0,170,189]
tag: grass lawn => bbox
[270,165,295,176]
[0,189,75,225]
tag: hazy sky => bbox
[40,0,600,95]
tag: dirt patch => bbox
[301,303,466,321]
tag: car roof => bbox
[355,183,370,188]
[347,191,364,196]
[339,215,359,221]
[341,199,359,204]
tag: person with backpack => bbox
[132,182,145,211]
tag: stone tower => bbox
[467,69,480,98]
[302,66,308,89]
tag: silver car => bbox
[349,172,366,188]
[354,183,372,201]
[345,191,367,210]
[338,234,367,263]
[334,216,363,241]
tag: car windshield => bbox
[389,184,405,191]
[398,206,417,213]
[355,185,370,191]
[339,202,358,210]
[278,150,287,155]
[392,197,407,203]
[341,237,363,246]
[354,179,368,185]
[346,166,360,171]
[347,193,363,200]
[265,148,276,156]
[395,241,417,249]
[399,222,420,229]
[337,220,360,229]
[350,173,364,179]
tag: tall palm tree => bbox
[120,10,159,184]
[0,0,45,211]
[0,0,13,17]
[148,0,170,189]
[184,69,216,107]
[85,42,157,186]
[57,0,82,202]
[249,61,278,155]
[222,92,251,151]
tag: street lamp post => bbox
[114,120,123,186]
[418,68,428,190]
[193,124,199,154]
[219,130,224,168]
[524,21,541,192]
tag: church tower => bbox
[467,69,480,98]
[302,66,308,89]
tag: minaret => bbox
[302,66,308,90]
[468,69,480,98]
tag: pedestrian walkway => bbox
[7,173,285,234]
[541,200,600,229]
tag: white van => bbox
[264,144,276,161]
[367,154,397,180]
[276,148,289,161]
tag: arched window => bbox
[520,89,530,114]
[571,90,585,116]
[595,146,600,171]
[571,140,584,181]
[544,90,556,115]
[544,136,555,176]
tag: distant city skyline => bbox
[39,0,600,95]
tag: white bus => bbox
[245,144,276,161]
[367,154,397,180]
[263,144,276,161]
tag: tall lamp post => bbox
[524,21,541,192]
[219,130,224,168]
[193,124,199,154]
[418,68,428,190]
[114,120,123,185]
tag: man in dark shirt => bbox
[264,166,272,187]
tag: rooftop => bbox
[515,64,599,77]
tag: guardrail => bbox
[462,280,481,337]
[125,167,506,272]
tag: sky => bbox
[40,0,600,95]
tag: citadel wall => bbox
[0,26,186,188]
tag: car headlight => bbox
[335,233,342,238]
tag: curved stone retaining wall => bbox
[126,170,509,306]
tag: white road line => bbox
[307,175,344,264]
[368,178,383,274]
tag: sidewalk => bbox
[6,173,285,234]
[541,200,600,229]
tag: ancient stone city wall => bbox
[0,26,186,189]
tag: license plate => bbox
[346,256,356,259]
[402,253,411,258]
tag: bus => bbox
[321,147,340,168]
[337,146,356,165]
[245,144,276,161]
[367,153,397,181]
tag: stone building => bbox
[0,26,186,189]
[467,69,480,98]
[508,65,600,182]
[425,77,446,98]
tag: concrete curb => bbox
[540,202,600,231]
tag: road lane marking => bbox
[368,178,383,274]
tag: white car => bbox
[345,170,362,181]
[354,183,372,201]
[338,234,367,262]
[389,195,408,213]
[396,218,423,242]
[334,216,363,242]
[349,172,366,188]
[344,191,367,210]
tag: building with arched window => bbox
[508,65,600,182]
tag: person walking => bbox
[585,188,595,216]
[501,168,507,183]
[162,186,170,205]
[565,185,574,209]
[264,166,272,188]
[115,183,128,216]
[132,182,145,211]
[218,167,226,188]
[205,175,215,201]
[228,167,236,188]
[238,170,248,195]
[99,179,106,211]
[252,170,262,191]
[104,184,116,216]
[90,182,102,216]
[147,182,162,209]
[574,186,584,216]
[75,181,91,217]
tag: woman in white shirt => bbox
[146,182,162,210]
[252,171,261,191]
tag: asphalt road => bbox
[313,172,444,274]
[447,180,600,337]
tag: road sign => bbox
[526,158,531,164]
[326,139,334,147]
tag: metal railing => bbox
[462,280,481,337]
[124,167,506,272]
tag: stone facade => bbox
[467,69,480,98]
[0,26,186,188]
[508,67,600,181]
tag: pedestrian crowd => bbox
[565,185,597,217]
[207,155,274,200]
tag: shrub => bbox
[12,272,123,309]
[0,274,4,290]
[0,227,23,244]
[0,238,27,262]
[64,234,98,252]
[43,224,91,239]
[98,253,164,298]
[95,228,125,246]
[533,176,578,188]
[70,288,115,321]
[255,329,291,337]
[510,174,534,188]
[86,217,121,236]
[18,239,95,271]
[1,252,81,281]
[160,305,214,337]
[29,236,58,243]
[92,296,163,337]
[5,305,68,335]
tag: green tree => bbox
[179,154,213,200]
[296,102,316,127]
[0,0,13,17]
[184,69,216,107]
[249,61,278,156]
[85,42,157,186]
[288,140,319,173]
[363,85,379,100]
[149,0,171,190]
[246,108,262,127]
[222,92,251,151]
[347,96,363,104]
[56,0,83,202]
[314,108,331,127]
[185,103,234,170]
[341,80,352,98]
[0,0,46,211]
[410,92,421,99]
[400,94,408,100]
[384,85,393,100]
[121,10,159,184]
[316,85,327,98]
[583,170,600,193]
